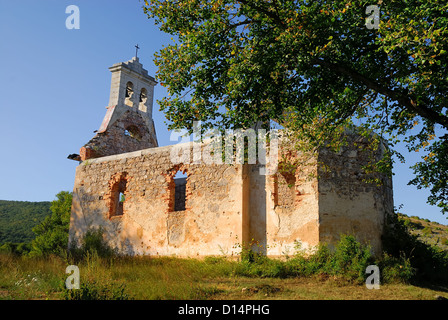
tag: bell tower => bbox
[72,55,159,161]
[103,56,157,131]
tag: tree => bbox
[30,191,72,256]
[144,0,448,215]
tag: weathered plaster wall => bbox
[317,135,394,256]
[69,134,393,258]
[69,143,246,257]
[265,158,320,256]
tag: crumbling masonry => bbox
[68,57,394,257]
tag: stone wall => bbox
[265,154,320,256]
[317,134,394,256]
[69,143,247,257]
[69,134,393,257]
[80,109,157,161]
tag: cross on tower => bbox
[135,44,140,58]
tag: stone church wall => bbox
[69,137,393,257]
[317,134,394,256]
[69,143,248,257]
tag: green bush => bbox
[327,234,374,283]
[29,191,72,257]
[235,235,376,284]
[62,279,131,300]
[409,221,424,230]
[286,243,332,276]
[0,242,31,255]
[175,214,448,286]
[69,227,117,261]
[403,219,411,228]
[378,253,415,284]
[284,235,375,283]
[383,212,448,284]
[235,249,288,278]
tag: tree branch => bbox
[314,59,448,129]
[237,0,285,29]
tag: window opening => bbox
[173,171,187,212]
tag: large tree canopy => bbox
[144,0,448,215]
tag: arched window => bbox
[168,169,187,212]
[139,87,148,112]
[173,171,187,211]
[108,172,128,219]
[139,87,147,103]
[125,81,134,98]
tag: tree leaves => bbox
[30,191,73,256]
[144,0,448,215]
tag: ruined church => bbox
[68,56,394,257]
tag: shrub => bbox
[272,236,374,283]
[422,226,433,235]
[0,242,31,255]
[403,219,411,228]
[327,234,374,283]
[81,228,116,257]
[235,253,288,278]
[29,191,72,257]
[382,212,448,284]
[239,247,259,264]
[288,243,332,276]
[62,279,131,300]
[69,227,116,261]
[379,253,415,284]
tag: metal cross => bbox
[135,44,140,58]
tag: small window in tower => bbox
[125,81,134,98]
[139,88,147,103]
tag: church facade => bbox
[68,56,394,257]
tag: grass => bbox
[1,215,447,301]
[0,254,64,300]
[1,252,447,300]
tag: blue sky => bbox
[0,0,446,224]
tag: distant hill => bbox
[398,213,448,252]
[0,200,52,244]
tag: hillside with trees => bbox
[0,200,51,244]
